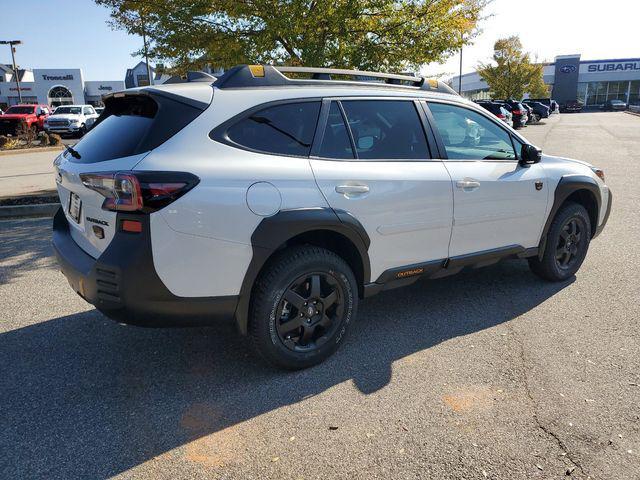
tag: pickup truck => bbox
[0,104,51,136]
[45,105,99,137]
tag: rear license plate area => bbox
[68,192,82,224]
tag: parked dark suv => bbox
[475,100,513,127]
[523,100,551,120]
[526,98,559,114]
[494,100,528,128]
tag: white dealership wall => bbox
[84,80,126,104]
[0,68,124,108]
[33,69,84,105]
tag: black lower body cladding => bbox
[52,208,237,327]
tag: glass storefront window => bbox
[629,81,640,105]
[576,83,587,104]
[584,81,634,106]
[606,81,629,103]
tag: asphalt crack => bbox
[507,323,590,479]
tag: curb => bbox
[0,146,64,157]
[0,203,60,219]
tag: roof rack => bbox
[214,65,458,95]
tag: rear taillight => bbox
[497,114,506,119]
[80,171,199,213]
[512,109,522,115]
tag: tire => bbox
[77,124,86,138]
[529,202,591,281]
[249,245,358,370]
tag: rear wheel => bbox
[529,202,591,281]
[249,245,358,370]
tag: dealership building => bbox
[0,66,125,109]
[450,54,640,107]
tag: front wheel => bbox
[249,245,358,370]
[529,202,591,281]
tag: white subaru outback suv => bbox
[53,65,612,369]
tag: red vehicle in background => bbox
[0,104,51,136]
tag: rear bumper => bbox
[514,116,527,126]
[52,207,238,327]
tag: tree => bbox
[476,36,548,99]
[526,66,550,98]
[96,0,490,74]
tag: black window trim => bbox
[310,96,438,162]
[209,97,323,159]
[423,99,527,163]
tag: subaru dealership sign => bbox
[587,61,640,73]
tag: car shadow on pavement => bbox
[1,250,574,479]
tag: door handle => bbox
[335,184,370,197]
[456,179,481,190]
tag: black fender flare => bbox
[538,174,601,258]
[234,207,370,334]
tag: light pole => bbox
[0,40,23,103]
[140,14,153,86]
[458,33,463,95]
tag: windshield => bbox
[53,107,82,115]
[611,100,624,104]
[5,106,35,114]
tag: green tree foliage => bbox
[477,36,548,99]
[96,0,490,73]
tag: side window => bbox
[317,102,354,159]
[226,102,321,156]
[83,107,93,115]
[340,100,430,160]
[427,102,516,160]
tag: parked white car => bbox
[45,105,99,137]
[52,65,612,369]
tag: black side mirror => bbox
[520,144,542,165]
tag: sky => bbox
[3,0,640,81]
[422,0,640,79]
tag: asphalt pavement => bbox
[0,112,638,479]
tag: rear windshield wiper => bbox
[250,115,311,147]
[65,145,81,160]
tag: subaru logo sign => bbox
[560,65,576,74]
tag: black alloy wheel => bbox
[249,245,358,369]
[276,271,344,352]
[529,202,591,282]
[555,217,583,270]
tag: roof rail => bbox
[214,65,458,95]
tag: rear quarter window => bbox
[217,101,321,157]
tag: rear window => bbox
[223,102,321,157]
[67,93,204,163]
